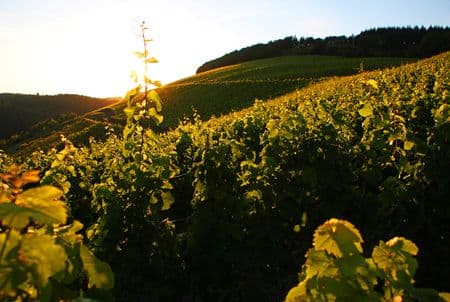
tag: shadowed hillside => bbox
[0,93,120,140]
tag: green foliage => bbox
[0,166,113,301]
[6,55,415,155]
[286,219,449,302]
[158,55,416,131]
[0,51,449,300]
[313,218,363,258]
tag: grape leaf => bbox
[372,238,418,280]
[305,249,338,278]
[20,233,67,287]
[0,192,67,229]
[148,107,164,125]
[147,90,163,112]
[0,203,34,229]
[285,282,307,302]
[386,237,418,256]
[13,186,67,226]
[80,244,114,289]
[313,218,363,258]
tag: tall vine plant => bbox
[86,21,178,300]
[122,21,164,159]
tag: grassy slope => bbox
[158,55,416,128]
[0,94,120,140]
[5,55,415,154]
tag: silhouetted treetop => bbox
[197,26,450,73]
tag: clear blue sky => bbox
[1,0,449,97]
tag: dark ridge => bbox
[197,26,450,73]
[0,93,119,140]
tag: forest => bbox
[197,26,450,73]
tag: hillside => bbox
[0,51,448,301]
[3,55,415,154]
[0,93,120,140]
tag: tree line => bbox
[196,26,450,73]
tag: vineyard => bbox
[3,55,414,156]
[1,51,449,301]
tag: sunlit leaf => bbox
[434,104,450,126]
[134,51,145,59]
[305,249,337,278]
[285,282,307,302]
[403,141,414,151]
[0,203,36,228]
[161,191,174,211]
[123,85,141,102]
[313,218,363,258]
[20,233,67,286]
[386,237,418,256]
[372,237,418,280]
[124,107,135,118]
[15,186,67,225]
[145,57,159,64]
[148,108,164,125]
[145,129,159,144]
[0,186,67,228]
[244,189,262,201]
[363,79,379,89]
[359,106,373,117]
[80,244,114,289]
[147,90,163,112]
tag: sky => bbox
[0,0,449,98]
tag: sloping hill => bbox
[3,55,415,154]
[158,55,415,128]
[76,55,418,131]
[0,93,120,140]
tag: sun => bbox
[0,0,202,98]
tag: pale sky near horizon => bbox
[0,0,449,97]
